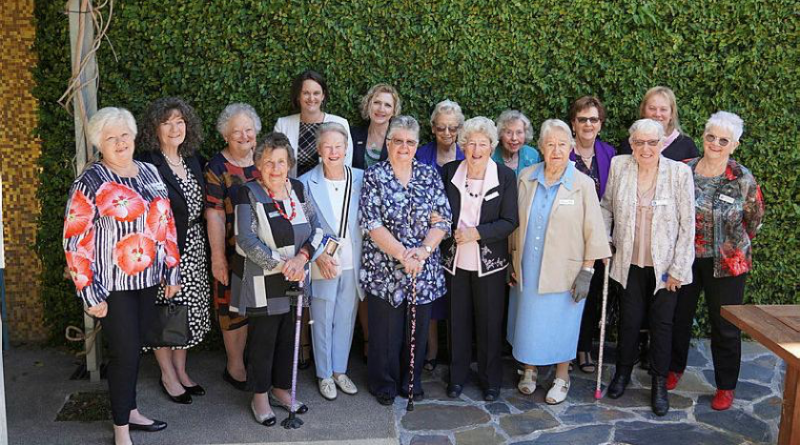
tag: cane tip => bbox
[594,389,602,400]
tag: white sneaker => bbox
[319,378,337,400]
[334,374,358,395]
[517,368,537,395]
[546,378,570,405]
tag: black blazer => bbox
[440,160,519,277]
[350,125,388,169]
[136,150,206,254]
[618,133,699,162]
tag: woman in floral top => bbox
[64,108,180,445]
[359,115,452,406]
[669,111,765,411]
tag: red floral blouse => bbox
[63,161,180,307]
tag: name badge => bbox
[484,191,499,201]
[268,211,280,218]
[651,199,670,206]
[559,199,575,206]
[719,194,735,204]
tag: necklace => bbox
[264,180,297,221]
[165,154,183,167]
[464,178,482,198]
[226,150,252,169]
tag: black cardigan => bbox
[440,160,519,277]
[136,150,206,254]
[618,133,699,162]
[350,125,388,169]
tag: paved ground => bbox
[3,340,784,445]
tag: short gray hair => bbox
[705,111,744,142]
[628,118,665,141]
[386,115,420,141]
[216,103,262,138]
[496,110,533,143]
[430,99,465,128]
[87,107,137,148]
[316,122,349,150]
[459,116,499,149]
[254,132,295,169]
[538,119,574,150]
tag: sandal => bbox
[577,351,597,374]
[517,368,537,395]
[423,358,437,372]
[546,378,570,405]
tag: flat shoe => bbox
[376,393,394,406]
[222,368,247,391]
[269,391,308,414]
[334,374,358,395]
[250,402,276,427]
[423,358,437,372]
[128,419,167,432]
[546,378,570,405]
[319,378,337,400]
[484,388,499,402]
[160,380,192,404]
[182,384,206,396]
[577,352,596,374]
[517,368,537,395]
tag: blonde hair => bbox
[359,83,402,120]
[639,86,683,134]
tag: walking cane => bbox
[406,273,418,412]
[595,262,610,400]
[282,280,305,429]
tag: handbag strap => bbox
[336,166,353,239]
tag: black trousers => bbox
[246,311,294,393]
[577,259,606,353]
[616,265,677,377]
[448,268,505,390]
[670,258,747,389]
[104,286,158,426]
[367,294,432,398]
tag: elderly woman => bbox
[491,110,541,175]
[274,69,354,176]
[415,99,465,370]
[359,116,452,405]
[136,97,209,404]
[567,96,617,373]
[232,132,324,426]
[64,107,180,445]
[507,119,610,405]
[602,118,695,416]
[350,83,401,169]
[205,103,262,390]
[299,123,364,400]
[619,86,699,161]
[668,112,764,410]
[441,117,519,401]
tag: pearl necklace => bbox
[165,154,183,167]
[464,178,482,199]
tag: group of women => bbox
[62,71,764,444]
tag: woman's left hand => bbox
[454,228,480,245]
[665,275,682,292]
[283,255,307,282]
[165,284,181,299]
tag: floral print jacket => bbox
[358,160,452,307]
[63,161,181,307]
[686,158,764,277]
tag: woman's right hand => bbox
[315,253,340,280]
[430,211,444,226]
[86,302,108,318]
[400,250,423,277]
[211,254,229,286]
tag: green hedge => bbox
[34,0,799,344]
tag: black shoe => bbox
[182,384,206,396]
[376,393,395,406]
[651,375,670,416]
[250,402,276,427]
[222,368,247,391]
[484,388,500,402]
[608,372,631,399]
[447,384,463,398]
[160,380,192,404]
[129,419,167,432]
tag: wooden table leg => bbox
[779,365,800,445]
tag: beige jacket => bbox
[511,163,611,294]
[600,155,695,293]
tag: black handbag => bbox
[143,302,191,348]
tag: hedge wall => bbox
[34,0,799,344]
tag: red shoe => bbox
[666,371,683,390]
[711,389,735,411]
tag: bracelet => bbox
[298,250,310,261]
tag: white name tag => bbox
[651,199,670,206]
[559,199,575,206]
[484,191,499,201]
[268,211,280,218]
[719,194,735,204]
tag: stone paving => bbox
[392,340,784,445]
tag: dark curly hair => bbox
[136,97,203,157]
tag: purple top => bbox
[569,138,616,198]
[415,141,465,177]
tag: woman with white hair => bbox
[440,117,519,401]
[491,109,541,175]
[602,118,695,416]
[507,119,611,405]
[63,107,180,445]
[668,111,764,410]
[205,102,262,390]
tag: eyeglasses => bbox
[390,138,418,148]
[434,125,460,134]
[704,134,731,147]
[576,117,600,124]
[631,139,660,148]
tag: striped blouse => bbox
[63,161,181,307]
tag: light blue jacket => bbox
[491,144,541,176]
